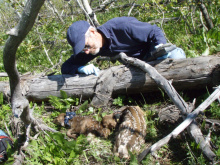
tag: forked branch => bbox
[114,53,218,162]
[138,86,219,162]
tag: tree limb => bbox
[3,1,58,163]
[112,53,218,162]
[118,52,190,115]
[138,85,220,162]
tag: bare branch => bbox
[0,72,8,77]
[128,2,135,16]
[118,52,190,115]
[36,27,54,67]
[3,0,46,118]
[138,85,220,162]
[77,0,100,27]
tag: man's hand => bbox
[78,64,100,76]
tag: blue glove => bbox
[78,64,100,76]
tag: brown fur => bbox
[53,113,117,139]
[113,106,146,159]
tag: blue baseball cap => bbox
[67,20,90,55]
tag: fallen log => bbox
[0,55,219,102]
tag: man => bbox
[61,17,186,76]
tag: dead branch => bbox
[128,2,135,16]
[36,26,54,67]
[118,52,190,115]
[187,121,216,161]
[77,0,100,27]
[91,65,126,106]
[200,11,208,31]
[0,72,8,77]
[138,86,220,162]
[147,17,180,24]
[112,53,218,162]
[0,55,219,102]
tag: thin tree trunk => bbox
[197,0,214,30]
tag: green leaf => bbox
[0,92,3,105]
[129,151,139,165]
[78,100,88,112]
[60,90,68,99]
[69,150,76,158]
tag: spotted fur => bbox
[113,106,146,158]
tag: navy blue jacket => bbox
[61,17,167,74]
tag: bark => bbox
[3,0,45,121]
[187,121,216,161]
[0,55,219,102]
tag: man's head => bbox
[67,21,103,55]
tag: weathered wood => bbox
[117,52,217,162]
[91,66,125,106]
[138,86,220,162]
[187,121,216,161]
[0,55,219,102]
[118,52,190,114]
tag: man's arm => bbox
[61,53,97,75]
[148,25,167,45]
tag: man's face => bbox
[83,30,101,55]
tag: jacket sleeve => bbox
[61,53,97,75]
[127,18,167,45]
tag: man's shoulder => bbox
[99,17,139,30]
[105,16,138,24]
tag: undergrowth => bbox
[1,89,220,164]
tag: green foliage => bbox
[113,95,125,106]
[48,91,79,111]
[145,110,159,141]
[23,132,88,165]
[0,92,3,105]
[208,101,220,119]
[129,151,139,165]
[0,103,11,121]
[75,100,88,115]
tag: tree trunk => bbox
[3,0,45,119]
[1,55,220,102]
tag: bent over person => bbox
[61,17,186,76]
